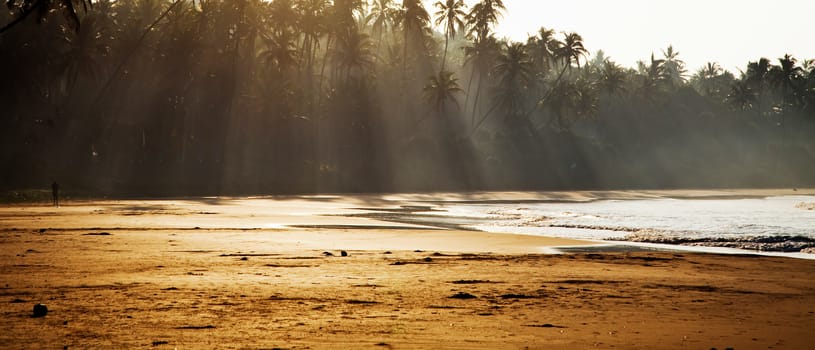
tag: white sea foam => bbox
[439,195,815,255]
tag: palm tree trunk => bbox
[441,28,450,72]
[403,28,409,79]
[470,97,501,134]
[464,64,477,126]
[472,69,484,125]
[317,35,334,107]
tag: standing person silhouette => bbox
[51,181,59,207]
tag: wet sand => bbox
[1,192,814,349]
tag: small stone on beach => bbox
[32,303,48,317]
[341,250,348,257]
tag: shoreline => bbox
[2,188,814,257]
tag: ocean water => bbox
[434,196,815,255]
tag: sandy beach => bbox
[2,192,815,349]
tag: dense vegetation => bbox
[2,0,814,195]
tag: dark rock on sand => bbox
[449,292,477,299]
[341,250,348,257]
[32,303,48,317]
[322,251,334,256]
[524,323,566,328]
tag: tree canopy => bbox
[1,0,814,195]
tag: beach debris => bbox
[84,232,111,236]
[152,341,169,346]
[176,325,216,330]
[32,303,48,317]
[322,251,334,257]
[449,292,477,299]
[390,261,405,265]
[240,257,248,261]
[11,298,26,303]
[340,250,348,257]
[423,257,432,262]
[524,323,566,328]
[450,280,495,284]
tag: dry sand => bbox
[1,192,815,349]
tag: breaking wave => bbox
[446,195,815,254]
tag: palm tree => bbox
[58,15,108,96]
[492,42,533,113]
[332,0,365,28]
[526,27,558,76]
[433,0,467,72]
[462,34,499,124]
[466,0,504,42]
[269,0,298,36]
[397,0,430,76]
[597,59,626,96]
[635,53,668,104]
[556,32,588,69]
[259,29,299,75]
[538,32,587,107]
[1,0,93,34]
[727,80,756,112]
[295,0,329,94]
[573,76,599,121]
[744,57,772,115]
[317,0,364,101]
[661,45,687,87]
[366,0,397,52]
[423,70,462,115]
[769,54,804,111]
[473,41,532,131]
[692,62,723,96]
[332,27,376,85]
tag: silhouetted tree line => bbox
[2,0,814,195]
